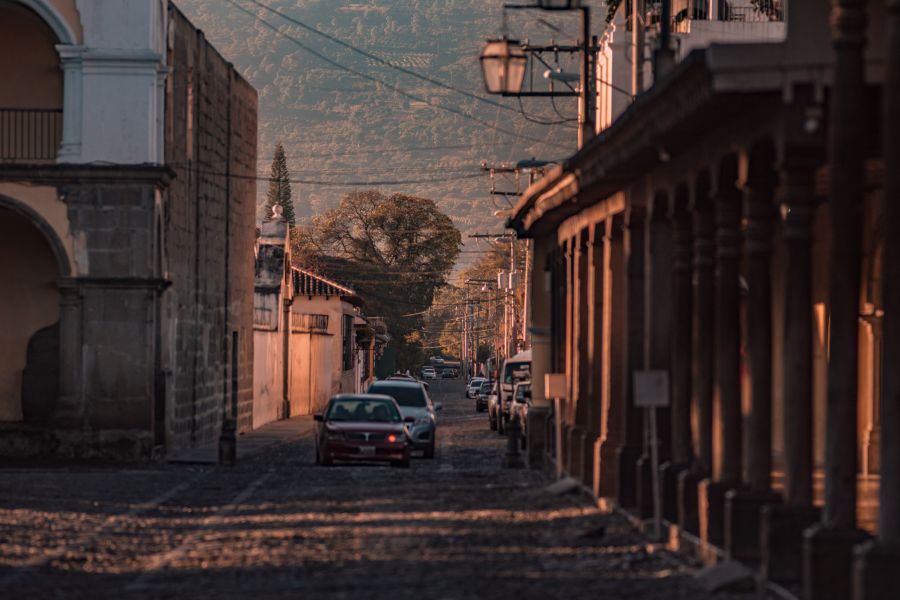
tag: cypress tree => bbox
[264,143,296,227]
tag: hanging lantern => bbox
[479,37,527,95]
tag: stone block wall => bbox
[162,5,257,453]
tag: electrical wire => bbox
[223,0,570,150]
[170,163,486,186]
[240,0,533,118]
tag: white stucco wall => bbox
[253,327,283,429]
[287,295,359,415]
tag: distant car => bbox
[421,367,436,380]
[441,369,454,379]
[511,381,532,447]
[498,350,532,434]
[466,377,486,399]
[368,379,442,458]
[314,394,412,468]
[475,379,493,412]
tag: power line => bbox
[223,0,569,150]
[171,163,485,187]
[241,0,530,117]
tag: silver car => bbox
[466,377,486,399]
[367,379,442,458]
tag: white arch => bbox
[10,0,78,45]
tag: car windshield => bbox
[327,399,400,422]
[368,383,427,408]
[504,362,531,384]
[480,381,492,393]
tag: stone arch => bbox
[6,0,77,45]
[0,201,68,423]
[0,195,71,276]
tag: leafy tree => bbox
[302,190,462,370]
[264,143,296,227]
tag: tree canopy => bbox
[264,143,296,227]
[297,190,462,369]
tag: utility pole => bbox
[632,0,644,97]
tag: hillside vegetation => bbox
[176,0,597,268]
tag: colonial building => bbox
[253,210,382,425]
[0,0,258,459]
[510,1,896,599]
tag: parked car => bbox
[314,394,413,468]
[466,377,486,399]
[486,381,503,431]
[421,366,436,380]
[475,379,493,412]
[511,381,531,448]
[367,379,442,458]
[498,350,532,434]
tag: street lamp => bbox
[479,37,527,95]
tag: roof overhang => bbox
[507,42,812,238]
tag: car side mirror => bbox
[404,415,416,423]
[314,414,324,422]
[434,402,443,411]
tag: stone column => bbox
[853,0,900,595]
[805,1,873,598]
[51,282,83,427]
[616,205,646,508]
[560,237,576,471]
[761,154,821,586]
[56,45,84,161]
[585,223,606,491]
[598,216,625,498]
[679,187,714,537]
[663,196,694,524]
[526,235,553,469]
[568,231,590,483]
[725,148,782,564]
[699,162,742,550]
[638,196,674,519]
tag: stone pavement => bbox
[167,414,316,464]
[0,379,772,599]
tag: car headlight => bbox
[387,433,405,444]
[324,428,343,441]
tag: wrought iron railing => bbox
[661,0,784,26]
[291,313,329,333]
[0,108,63,162]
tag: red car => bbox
[314,394,414,468]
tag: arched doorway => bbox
[0,206,61,422]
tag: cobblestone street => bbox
[1,381,764,599]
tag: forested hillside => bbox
[176,0,598,266]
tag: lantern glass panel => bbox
[479,39,527,95]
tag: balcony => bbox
[0,108,63,163]
[291,313,329,333]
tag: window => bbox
[342,314,354,371]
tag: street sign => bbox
[633,370,669,542]
[545,373,567,400]
[633,370,670,407]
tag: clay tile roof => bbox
[291,267,359,302]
